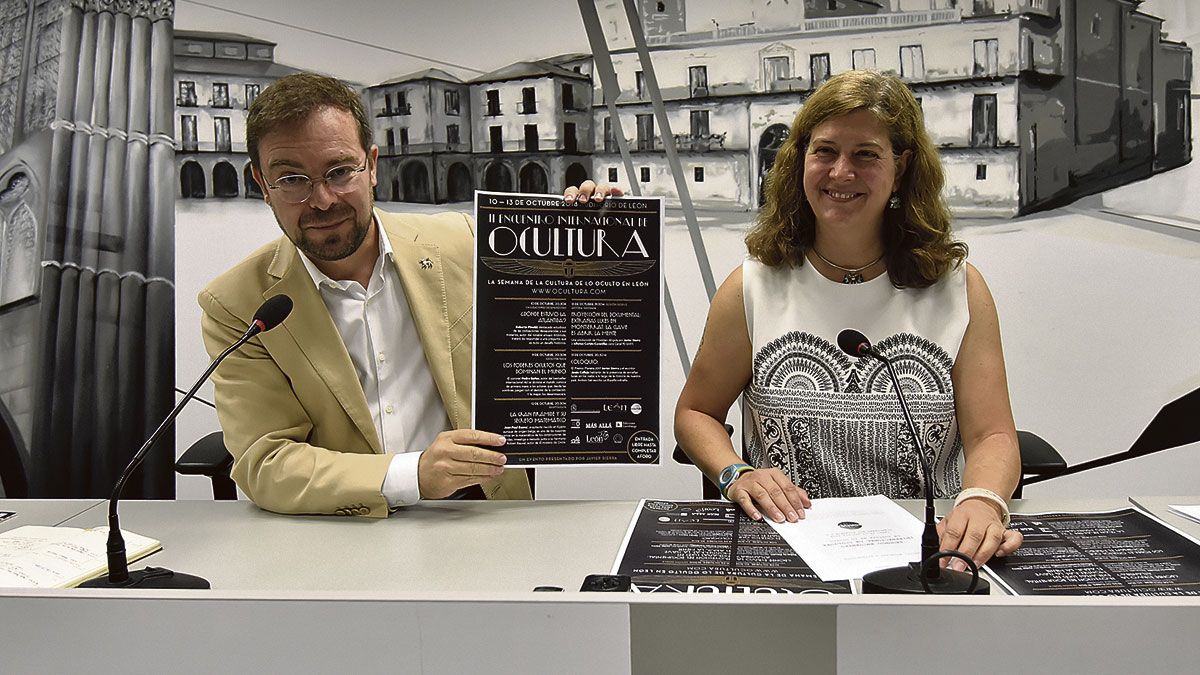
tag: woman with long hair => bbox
[675,70,1023,570]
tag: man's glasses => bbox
[265,162,368,204]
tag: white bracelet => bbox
[954,487,1011,528]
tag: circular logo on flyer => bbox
[644,500,677,512]
[837,521,862,530]
[627,430,658,464]
[631,403,643,415]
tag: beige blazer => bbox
[198,209,531,517]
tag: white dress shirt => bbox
[298,213,450,508]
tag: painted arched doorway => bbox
[519,162,548,194]
[401,162,431,202]
[180,161,205,199]
[244,163,262,199]
[757,124,790,206]
[446,162,472,202]
[564,162,588,190]
[213,161,238,198]
[484,161,513,192]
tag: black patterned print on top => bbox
[744,331,962,499]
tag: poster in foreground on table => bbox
[613,499,852,594]
[985,507,1200,596]
[473,191,661,466]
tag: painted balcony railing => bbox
[673,132,726,152]
[377,104,412,117]
[646,9,961,45]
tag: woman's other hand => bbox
[937,497,1023,571]
[727,468,812,523]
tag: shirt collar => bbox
[297,210,393,291]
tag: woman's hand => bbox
[563,180,623,203]
[726,468,811,523]
[936,497,1023,571]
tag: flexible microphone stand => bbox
[79,295,293,589]
[837,329,988,595]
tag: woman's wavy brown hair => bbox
[745,70,966,288]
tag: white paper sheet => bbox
[765,495,925,581]
[1168,504,1200,525]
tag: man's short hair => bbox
[246,72,373,170]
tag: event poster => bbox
[473,191,661,466]
[986,509,1200,596]
[613,500,853,594]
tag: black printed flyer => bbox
[472,191,661,466]
[612,500,853,594]
[986,508,1200,596]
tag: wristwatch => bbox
[717,463,755,500]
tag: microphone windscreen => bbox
[253,294,293,332]
[837,328,870,357]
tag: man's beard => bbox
[291,203,370,261]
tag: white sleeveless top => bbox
[741,257,969,499]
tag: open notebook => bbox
[0,526,161,588]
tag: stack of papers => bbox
[0,526,160,588]
[1168,504,1200,526]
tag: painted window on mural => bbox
[764,56,790,86]
[212,83,229,108]
[852,48,876,71]
[900,45,925,80]
[521,87,537,114]
[178,81,197,106]
[974,38,999,77]
[689,65,708,97]
[180,115,198,153]
[564,122,577,152]
[636,113,654,151]
[972,94,998,147]
[0,174,37,308]
[214,117,231,152]
[445,89,460,115]
[810,53,830,87]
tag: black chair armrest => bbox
[1017,430,1067,474]
[175,431,234,476]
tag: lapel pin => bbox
[419,258,433,270]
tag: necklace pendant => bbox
[842,271,865,284]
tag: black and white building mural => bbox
[189,1,1191,217]
[0,0,177,499]
[594,0,1192,215]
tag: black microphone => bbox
[79,294,293,589]
[836,328,989,594]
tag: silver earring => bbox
[888,193,901,210]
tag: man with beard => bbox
[197,73,533,516]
